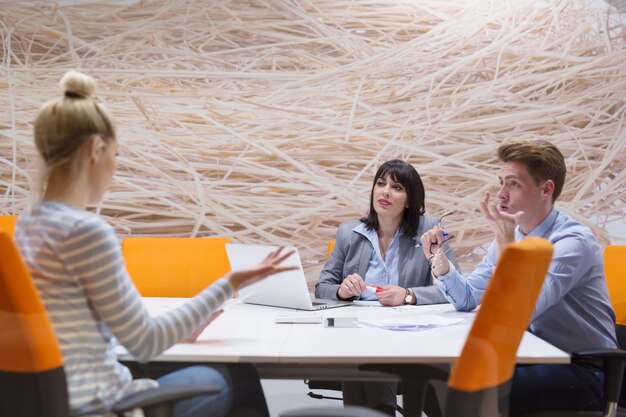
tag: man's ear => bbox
[87,135,104,163]
[543,179,555,200]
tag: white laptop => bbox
[225,243,351,311]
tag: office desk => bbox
[117,298,569,381]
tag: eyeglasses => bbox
[415,210,456,255]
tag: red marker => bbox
[366,285,384,293]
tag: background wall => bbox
[1,0,625,280]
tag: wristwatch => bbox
[404,288,415,305]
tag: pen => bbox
[416,210,455,248]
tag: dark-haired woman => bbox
[315,159,459,415]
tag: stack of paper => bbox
[356,315,465,331]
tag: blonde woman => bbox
[15,71,294,417]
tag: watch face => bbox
[404,294,412,303]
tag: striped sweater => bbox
[15,200,233,416]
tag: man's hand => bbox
[479,191,523,256]
[376,285,406,306]
[338,273,367,299]
[420,226,451,277]
[182,310,223,343]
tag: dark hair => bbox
[497,140,566,203]
[360,159,425,238]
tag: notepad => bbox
[274,314,323,324]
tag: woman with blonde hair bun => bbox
[15,70,294,417]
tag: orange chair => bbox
[606,246,626,413]
[606,246,626,344]
[516,245,626,417]
[286,237,554,417]
[444,237,553,417]
[0,230,220,417]
[122,237,232,297]
[0,215,17,237]
[0,229,67,417]
[327,239,335,259]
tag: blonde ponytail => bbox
[33,70,116,195]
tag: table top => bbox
[116,298,569,366]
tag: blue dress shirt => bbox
[353,223,401,301]
[437,209,617,353]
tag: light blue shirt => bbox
[437,209,617,353]
[353,223,401,301]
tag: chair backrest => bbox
[0,215,17,237]
[605,246,626,330]
[445,237,553,416]
[122,237,232,297]
[0,230,68,417]
[604,245,626,408]
[327,240,335,259]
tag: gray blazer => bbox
[314,216,459,305]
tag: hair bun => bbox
[60,70,96,99]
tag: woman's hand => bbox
[420,226,451,277]
[376,285,405,306]
[227,247,297,291]
[182,309,223,343]
[338,273,366,299]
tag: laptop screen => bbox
[225,244,314,310]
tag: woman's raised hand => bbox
[227,247,297,291]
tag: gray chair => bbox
[282,405,389,417]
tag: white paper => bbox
[356,314,464,331]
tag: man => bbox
[420,140,617,415]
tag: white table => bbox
[117,298,569,381]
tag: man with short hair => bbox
[420,140,617,415]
